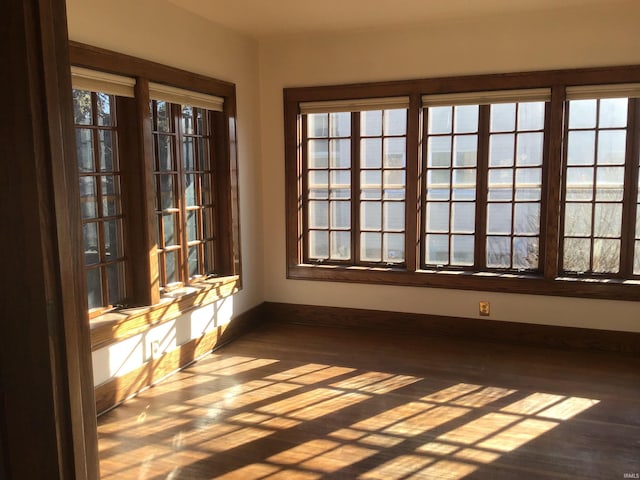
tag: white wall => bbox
[258,1,640,332]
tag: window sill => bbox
[287,264,640,301]
[89,275,240,351]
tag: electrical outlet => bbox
[151,340,161,359]
[479,301,490,316]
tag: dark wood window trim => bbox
[69,42,242,331]
[284,65,640,301]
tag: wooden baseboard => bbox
[263,302,640,354]
[94,303,263,415]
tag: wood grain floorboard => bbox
[97,322,640,479]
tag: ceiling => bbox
[167,0,618,38]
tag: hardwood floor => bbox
[97,322,640,479]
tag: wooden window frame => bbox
[559,97,640,278]
[284,65,640,301]
[69,42,242,321]
[73,90,127,316]
[303,109,409,267]
[152,102,218,289]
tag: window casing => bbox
[73,89,126,312]
[152,101,217,288]
[284,67,640,300]
[70,44,241,315]
[304,108,408,266]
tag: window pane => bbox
[593,203,622,237]
[491,103,516,132]
[564,203,592,237]
[452,169,476,200]
[489,134,515,167]
[451,235,474,266]
[107,262,124,305]
[569,99,597,129]
[308,201,328,229]
[96,93,113,126]
[330,139,351,168]
[565,168,594,201]
[182,106,194,135]
[101,175,120,217]
[563,238,591,272]
[308,139,329,168]
[330,201,351,229]
[330,170,350,199]
[595,166,624,201]
[83,223,99,265]
[361,232,381,262]
[383,233,404,262]
[487,236,511,268]
[517,102,545,131]
[86,268,102,310]
[165,250,179,284]
[426,202,449,233]
[635,241,640,275]
[104,219,122,259]
[514,203,540,235]
[426,234,449,265]
[187,210,199,242]
[188,246,199,277]
[384,138,406,168]
[99,130,115,171]
[361,171,381,200]
[515,168,542,201]
[567,131,595,165]
[73,90,92,125]
[513,237,539,270]
[454,105,478,134]
[163,214,177,246]
[361,138,382,168]
[156,135,173,171]
[426,170,450,200]
[487,203,512,234]
[593,239,620,273]
[428,106,452,135]
[599,98,628,128]
[76,129,94,172]
[330,231,350,260]
[308,114,328,138]
[597,130,626,165]
[309,231,329,259]
[156,101,171,132]
[361,202,381,230]
[383,170,405,199]
[384,109,407,136]
[183,137,195,171]
[198,136,209,170]
[488,169,513,201]
[330,112,351,137]
[185,174,198,207]
[516,132,544,166]
[79,177,97,219]
[308,171,328,199]
[383,202,404,231]
[427,137,451,167]
[361,110,382,137]
[452,202,475,234]
[453,135,478,167]
[159,175,175,209]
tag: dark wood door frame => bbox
[1,0,99,478]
